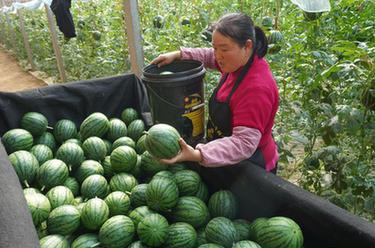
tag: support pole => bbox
[17,8,36,70]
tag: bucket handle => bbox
[145,84,205,112]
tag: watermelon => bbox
[82,136,107,161]
[208,190,237,219]
[165,222,197,248]
[80,112,110,140]
[128,241,150,248]
[153,170,174,181]
[36,221,48,239]
[46,185,75,209]
[110,145,137,173]
[127,119,145,142]
[195,181,209,203]
[20,112,48,136]
[107,118,127,142]
[130,154,142,178]
[232,240,262,248]
[102,156,115,179]
[99,215,135,248]
[268,30,283,44]
[34,132,56,151]
[140,151,168,175]
[129,206,156,228]
[174,169,201,196]
[249,217,268,241]
[112,136,136,151]
[2,128,33,153]
[64,138,82,146]
[109,172,138,193]
[40,234,70,248]
[172,196,210,228]
[24,192,51,226]
[168,163,188,174]
[30,144,54,165]
[137,213,169,247]
[103,139,112,155]
[121,107,138,125]
[196,228,207,246]
[23,187,41,195]
[47,205,81,235]
[233,219,251,241]
[37,159,69,191]
[55,142,85,170]
[135,134,147,154]
[198,244,225,248]
[71,233,100,248]
[144,123,181,159]
[63,177,80,196]
[81,174,109,199]
[130,183,148,208]
[75,160,104,183]
[146,176,179,211]
[8,150,39,187]
[205,217,238,248]
[255,216,304,248]
[81,197,109,230]
[261,16,273,28]
[53,119,78,143]
[105,191,131,216]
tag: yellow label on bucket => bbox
[182,93,204,137]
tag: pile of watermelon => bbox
[1,108,304,248]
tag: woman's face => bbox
[212,30,253,73]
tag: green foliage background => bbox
[0,0,374,221]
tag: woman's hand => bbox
[160,138,202,164]
[150,51,181,67]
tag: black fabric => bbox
[50,0,76,38]
[0,74,375,247]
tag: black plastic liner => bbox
[0,74,374,248]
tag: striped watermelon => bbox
[208,190,237,219]
[174,169,201,196]
[198,244,225,248]
[99,215,135,248]
[127,241,149,248]
[153,170,174,181]
[82,136,107,161]
[232,240,262,248]
[46,185,75,209]
[24,192,51,226]
[63,177,80,197]
[172,196,210,228]
[8,150,39,187]
[255,216,304,248]
[81,174,109,199]
[35,132,57,151]
[140,151,168,175]
[102,156,115,179]
[130,183,148,208]
[71,233,100,248]
[144,123,181,159]
[81,197,109,230]
[105,191,131,216]
[20,112,48,136]
[165,222,197,248]
[129,206,156,228]
[121,107,139,126]
[23,187,41,195]
[127,119,145,142]
[137,213,169,247]
[103,139,112,156]
[80,112,110,140]
[47,205,81,235]
[168,163,188,174]
[233,219,251,241]
[107,118,127,142]
[146,177,179,212]
[196,228,207,247]
[30,144,53,165]
[130,154,142,178]
[112,136,136,151]
[75,160,104,183]
[195,181,209,203]
[37,159,69,191]
[135,134,147,154]
[53,119,78,143]
[39,234,70,248]
[205,217,238,248]
[109,172,138,193]
[64,138,82,146]
[249,217,268,241]
[268,30,283,44]
[110,145,137,173]
[2,128,33,153]
[55,142,85,170]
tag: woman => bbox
[151,12,279,173]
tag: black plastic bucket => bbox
[142,60,206,145]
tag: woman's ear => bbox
[245,39,253,51]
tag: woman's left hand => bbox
[160,138,202,164]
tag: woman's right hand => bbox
[150,51,181,67]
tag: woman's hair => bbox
[212,12,268,57]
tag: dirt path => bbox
[0,47,47,92]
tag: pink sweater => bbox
[181,47,278,171]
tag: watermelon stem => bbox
[46,126,53,130]
[90,242,101,248]
[125,191,132,196]
[24,180,30,188]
